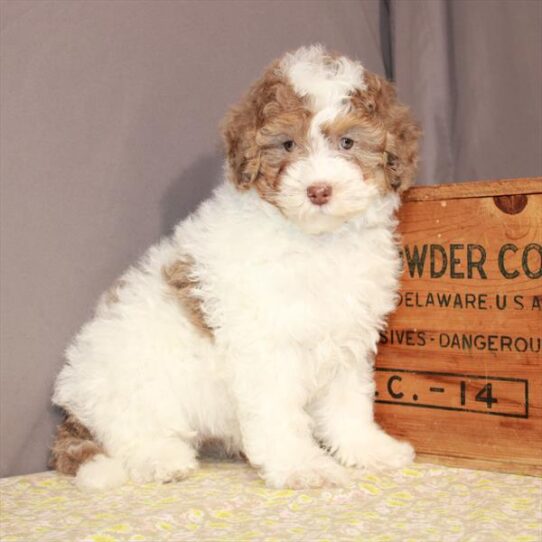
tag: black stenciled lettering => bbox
[467,244,487,279]
[460,381,466,406]
[473,335,487,350]
[417,331,427,346]
[437,333,542,353]
[514,337,528,353]
[453,294,464,309]
[501,336,512,351]
[404,245,428,278]
[513,295,524,309]
[487,335,498,351]
[450,244,465,279]
[533,296,541,311]
[430,245,448,278]
[436,293,451,307]
[397,291,489,310]
[475,384,498,409]
[461,334,473,350]
[496,294,507,310]
[387,375,404,399]
[437,333,514,351]
[498,244,519,279]
[383,329,429,348]
[375,369,528,418]
[522,243,542,279]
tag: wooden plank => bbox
[415,454,542,477]
[375,182,542,476]
[402,177,542,202]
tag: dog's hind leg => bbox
[75,454,128,491]
[75,436,198,490]
[50,413,103,476]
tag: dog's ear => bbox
[221,63,288,190]
[222,69,285,190]
[221,103,261,190]
[358,73,422,192]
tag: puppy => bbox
[51,45,421,490]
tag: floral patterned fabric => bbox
[1,460,540,542]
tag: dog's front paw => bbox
[263,456,349,489]
[334,429,415,470]
[125,439,198,484]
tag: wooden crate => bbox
[374,178,541,476]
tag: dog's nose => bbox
[307,183,332,206]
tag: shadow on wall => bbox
[161,153,224,235]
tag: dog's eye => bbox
[282,140,295,152]
[339,137,354,150]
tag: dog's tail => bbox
[50,414,127,490]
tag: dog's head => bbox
[221,45,421,234]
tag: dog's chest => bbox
[287,236,395,321]
[214,224,399,342]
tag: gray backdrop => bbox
[1,0,541,477]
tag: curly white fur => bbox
[53,46,415,490]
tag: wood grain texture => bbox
[375,179,542,476]
[415,453,542,477]
[402,177,541,202]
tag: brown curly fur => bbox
[220,62,311,205]
[221,53,420,200]
[350,72,421,192]
[49,414,103,475]
[162,256,213,338]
